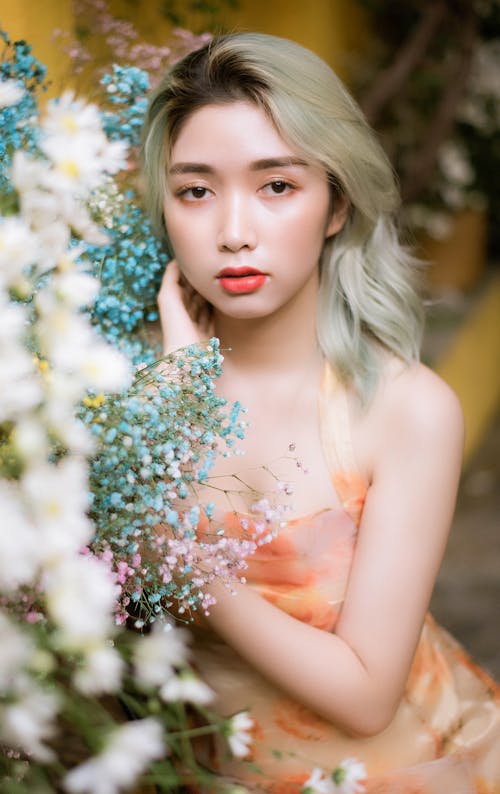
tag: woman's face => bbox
[163,100,346,321]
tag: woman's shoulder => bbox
[349,357,464,481]
[377,358,464,435]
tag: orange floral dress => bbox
[190,364,500,793]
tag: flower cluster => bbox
[82,63,168,360]
[0,39,255,791]
[84,340,253,624]
[0,55,133,771]
[0,31,46,204]
[53,0,212,85]
[302,759,366,794]
[1,26,365,793]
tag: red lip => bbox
[216,267,268,295]
[216,267,266,278]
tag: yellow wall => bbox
[0,0,74,97]
[0,0,366,94]
[222,0,367,79]
[436,275,500,465]
[106,0,367,80]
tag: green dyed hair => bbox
[141,32,424,402]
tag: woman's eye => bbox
[190,186,208,198]
[178,185,209,200]
[265,180,292,195]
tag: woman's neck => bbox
[213,284,323,378]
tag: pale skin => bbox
[158,101,465,738]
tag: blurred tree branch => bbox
[361,0,448,124]
[354,0,486,208]
[401,4,478,202]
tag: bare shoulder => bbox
[353,359,465,478]
[380,359,464,437]
[373,360,464,449]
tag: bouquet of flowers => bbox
[0,32,255,792]
[0,23,366,793]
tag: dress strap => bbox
[319,362,369,526]
[319,362,363,478]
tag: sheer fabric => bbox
[189,363,500,793]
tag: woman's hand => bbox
[157,259,212,355]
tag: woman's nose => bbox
[217,193,257,252]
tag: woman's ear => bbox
[325,195,350,238]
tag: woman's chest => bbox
[200,398,342,520]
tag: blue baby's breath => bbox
[0,34,46,202]
[85,339,247,621]
[1,33,248,624]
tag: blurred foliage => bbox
[352,0,500,254]
[108,0,239,33]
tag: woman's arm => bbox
[204,365,464,737]
[157,259,211,354]
[157,264,464,737]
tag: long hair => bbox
[141,32,424,402]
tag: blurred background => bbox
[1,0,498,677]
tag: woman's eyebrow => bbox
[169,162,214,175]
[250,157,309,171]
[168,157,309,176]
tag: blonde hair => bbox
[141,32,424,402]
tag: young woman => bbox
[141,33,500,793]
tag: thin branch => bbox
[361,1,448,124]
[401,8,479,203]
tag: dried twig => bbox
[360,1,448,124]
[401,6,479,202]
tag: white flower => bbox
[133,620,190,688]
[49,415,95,456]
[22,459,93,559]
[66,200,109,245]
[63,718,165,794]
[0,680,59,762]
[13,418,49,462]
[44,555,117,650]
[41,135,104,190]
[0,612,34,690]
[0,346,42,422]
[42,380,93,454]
[55,244,87,273]
[0,481,40,590]
[36,218,72,267]
[160,670,214,705]
[11,150,50,194]
[302,768,333,794]
[333,759,366,794]
[36,293,92,352]
[44,367,86,408]
[73,342,132,392]
[424,211,454,240]
[74,644,124,695]
[52,271,100,308]
[438,140,474,187]
[36,304,131,391]
[0,294,26,344]
[225,711,254,759]
[0,216,38,287]
[302,759,366,794]
[0,78,24,107]
[42,92,103,138]
[40,125,128,193]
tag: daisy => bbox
[63,718,165,794]
[0,78,24,108]
[225,711,254,759]
[133,619,190,688]
[160,671,215,705]
[74,644,124,695]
